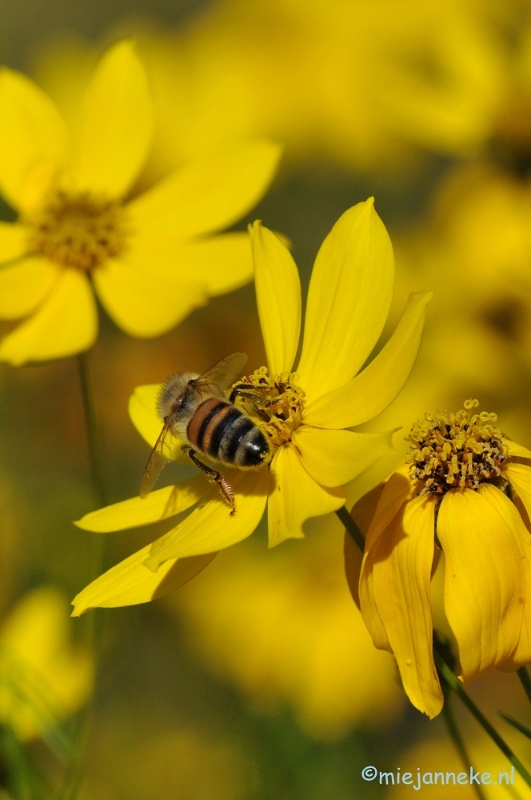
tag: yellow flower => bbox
[72,199,431,614]
[346,399,531,719]
[0,40,281,365]
[0,586,93,741]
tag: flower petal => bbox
[93,258,208,337]
[145,468,269,570]
[250,221,301,374]
[506,462,531,523]
[478,485,531,671]
[297,200,394,403]
[72,547,217,614]
[304,292,432,428]
[0,68,68,212]
[128,140,282,240]
[0,257,59,319]
[360,495,442,718]
[0,222,30,263]
[0,269,97,365]
[268,445,345,547]
[129,232,254,298]
[364,463,413,551]
[344,483,384,608]
[129,384,164,445]
[68,41,152,198]
[294,426,396,487]
[505,440,531,461]
[437,486,524,683]
[75,476,207,532]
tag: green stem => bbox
[442,691,487,800]
[77,351,107,510]
[335,504,365,551]
[435,649,531,788]
[517,667,531,705]
[59,352,108,800]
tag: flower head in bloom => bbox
[346,399,531,718]
[72,199,431,614]
[0,40,281,365]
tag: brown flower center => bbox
[232,366,305,453]
[27,190,129,271]
[406,399,508,496]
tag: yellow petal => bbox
[145,468,269,570]
[69,41,151,198]
[129,384,163,446]
[297,200,394,404]
[0,222,29,263]
[304,292,432,428]
[344,482,384,607]
[0,269,97,365]
[437,486,524,683]
[129,232,254,297]
[506,462,531,523]
[478,485,531,672]
[249,221,301,375]
[0,68,68,212]
[357,546,391,653]
[294,426,395,487]
[93,258,208,337]
[505,439,531,461]
[75,476,207,532]
[268,445,345,547]
[72,547,217,614]
[0,257,59,319]
[361,495,442,717]
[364,463,413,551]
[128,140,282,240]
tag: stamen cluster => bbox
[406,399,508,496]
[27,190,129,271]
[234,366,305,452]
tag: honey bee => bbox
[140,352,271,514]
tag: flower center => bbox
[26,190,129,271]
[406,399,509,496]
[232,366,305,453]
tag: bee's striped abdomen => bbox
[187,397,270,467]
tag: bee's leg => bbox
[184,446,236,515]
[228,383,271,405]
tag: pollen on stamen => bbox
[405,399,509,496]
[231,366,305,453]
[26,190,129,272]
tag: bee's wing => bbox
[192,352,248,393]
[139,423,174,499]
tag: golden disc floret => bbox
[232,366,305,452]
[406,399,509,495]
[27,189,129,272]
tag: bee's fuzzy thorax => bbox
[157,372,199,419]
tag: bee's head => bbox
[157,371,199,420]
